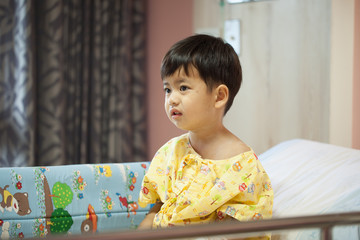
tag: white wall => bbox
[329,0,355,148]
[194,0,331,153]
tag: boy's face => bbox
[163,66,218,132]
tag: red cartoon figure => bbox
[81,204,98,234]
[116,193,139,217]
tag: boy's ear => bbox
[214,84,229,109]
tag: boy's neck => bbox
[188,126,250,160]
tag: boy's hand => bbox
[137,201,163,230]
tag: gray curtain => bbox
[0,0,147,167]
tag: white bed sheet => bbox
[259,139,360,239]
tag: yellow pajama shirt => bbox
[139,133,273,229]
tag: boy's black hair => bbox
[160,34,242,114]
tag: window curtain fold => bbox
[0,0,147,167]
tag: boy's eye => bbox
[180,86,188,91]
[164,88,171,94]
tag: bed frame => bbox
[52,211,360,240]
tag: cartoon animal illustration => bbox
[96,165,112,177]
[81,204,98,234]
[1,221,10,239]
[0,185,31,216]
[116,193,138,217]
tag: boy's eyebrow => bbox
[163,79,188,86]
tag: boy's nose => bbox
[168,93,179,106]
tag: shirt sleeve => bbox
[138,148,167,208]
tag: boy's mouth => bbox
[170,109,182,118]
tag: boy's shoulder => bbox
[229,139,252,155]
[165,133,188,145]
[154,133,191,157]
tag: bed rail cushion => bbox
[0,162,150,239]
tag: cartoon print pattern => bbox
[0,185,31,216]
[72,170,87,200]
[114,164,148,229]
[100,190,115,217]
[10,170,23,191]
[93,165,112,185]
[0,221,24,239]
[0,162,150,239]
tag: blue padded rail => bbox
[0,162,150,238]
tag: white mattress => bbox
[259,139,360,239]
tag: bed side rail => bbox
[49,211,360,240]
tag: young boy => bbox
[138,34,273,230]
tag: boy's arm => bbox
[137,201,163,230]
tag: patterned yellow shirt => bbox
[139,133,273,228]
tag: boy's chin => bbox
[171,122,189,132]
